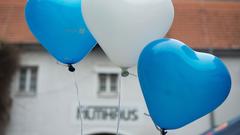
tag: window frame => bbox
[95,67,120,98]
[17,66,38,97]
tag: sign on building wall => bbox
[73,104,145,125]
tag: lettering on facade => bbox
[76,106,139,122]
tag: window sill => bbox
[98,92,117,99]
[15,92,37,98]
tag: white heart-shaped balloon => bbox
[82,0,174,68]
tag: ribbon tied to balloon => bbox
[138,38,231,130]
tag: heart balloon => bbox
[138,38,231,129]
[82,0,174,68]
[25,0,96,64]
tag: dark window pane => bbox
[99,73,107,92]
[19,67,27,91]
[30,67,38,93]
[110,74,118,92]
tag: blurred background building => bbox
[0,0,240,135]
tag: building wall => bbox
[214,57,240,125]
[6,49,240,135]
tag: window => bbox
[18,66,38,96]
[98,73,119,98]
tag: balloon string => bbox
[118,71,167,135]
[155,125,167,135]
[116,74,122,135]
[71,71,83,135]
[144,113,167,135]
[129,72,138,77]
[129,72,168,135]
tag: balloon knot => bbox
[121,68,129,77]
[68,64,75,72]
[161,129,167,135]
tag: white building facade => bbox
[6,46,240,135]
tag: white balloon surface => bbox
[82,0,174,68]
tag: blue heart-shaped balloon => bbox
[25,0,96,64]
[138,38,231,130]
